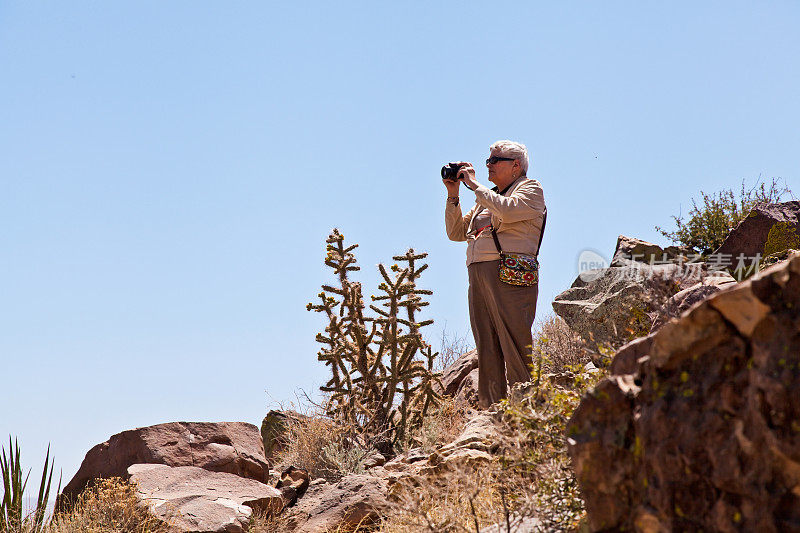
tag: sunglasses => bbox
[486,156,516,165]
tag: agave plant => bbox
[1,437,60,533]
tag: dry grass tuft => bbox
[245,509,289,532]
[48,478,167,533]
[434,328,474,373]
[402,395,470,454]
[273,413,370,483]
[533,314,591,376]
[381,462,503,533]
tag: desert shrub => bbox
[401,396,470,454]
[307,229,442,447]
[48,478,167,533]
[496,373,601,532]
[656,178,791,256]
[532,315,590,377]
[272,413,369,483]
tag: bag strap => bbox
[491,225,503,254]
[537,207,547,253]
[491,206,547,256]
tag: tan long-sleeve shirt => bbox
[445,176,546,266]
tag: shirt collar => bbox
[492,174,527,195]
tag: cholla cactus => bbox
[307,229,442,445]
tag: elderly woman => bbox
[443,140,546,408]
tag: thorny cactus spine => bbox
[307,229,442,446]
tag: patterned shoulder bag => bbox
[490,208,547,287]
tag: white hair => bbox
[489,140,529,174]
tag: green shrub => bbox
[655,178,791,255]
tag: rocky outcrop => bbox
[567,253,800,532]
[552,257,696,349]
[129,464,282,533]
[280,474,391,533]
[61,422,269,504]
[714,201,800,264]
[612,235,690,266]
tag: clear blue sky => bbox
[2,2,799,489]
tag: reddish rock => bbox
[567,253,800,532]
[438,349,479,397]
[714,201,800,264]
[609,334,655,376]
[612,234,690,265]
[275,466,310,507]
[281,474,390,533]
[129,464,282,533]
[61,422,269,504]
[454,367,479,407]
[650,273,737,331]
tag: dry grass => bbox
[381,462,504,533]
[434,327,474,373]
[246,509,289,532]
[273,413,371,483]
[47,478,167,533]
[532,314,590,377]
[401,395,470,454]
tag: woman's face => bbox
[486,149,519,186]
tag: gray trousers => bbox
[468,260,538,408]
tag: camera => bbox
[441,162,465,181]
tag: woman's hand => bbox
[443,176,461,197]
[455,162,479,190]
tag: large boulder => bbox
[567,252,800,532]
[62,422,269,504]
[552,257,696,350]
[280,474,390,533]
[129,464,282,533]
[715,201,800,266]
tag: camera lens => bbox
[441,163,461,181]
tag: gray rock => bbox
[129,464,282,533]
[552,259,695,350]
[455,367,480,407]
